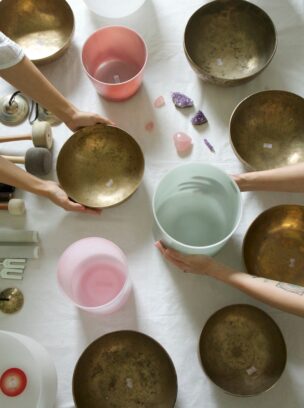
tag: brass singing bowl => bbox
[184,0,277,86]
[0,0,74,64]
[243,205,304,285]
[199,304,286,396]
[56,124,145,208]
[230,91,304,170]
[72,331,178,408]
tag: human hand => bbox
[155,241,214,275]
[42,180,101,215]
[64,110,114,131]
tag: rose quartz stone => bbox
[173,132,192,153]
[145,121,154,131]
[153,96,165,108]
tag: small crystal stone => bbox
[171,92,193,108]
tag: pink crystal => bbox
[173,132,192,154]
[154,96,165,108]
[145,121,154,131]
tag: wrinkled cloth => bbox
[0,32,24,70]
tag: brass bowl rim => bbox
[199,303,287,397]
[72,330,178,407]
[81,25,148,86]
[229,89,304,170]
[242,204,304,274]
[56,124,145,209]
[0,0,75,65]
[183,0,277,83]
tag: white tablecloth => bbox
[1,0,304,407]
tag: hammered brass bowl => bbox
[199,304,286,396]
[230,91,304,170]
[0,0,74,64]
[56,124,144,208]
[243,205,304,285]
[184,0,277,86]
[72,331,178,408]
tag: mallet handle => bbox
[0,134,31,142]
[0,203,8,210]
[1,155,25,164]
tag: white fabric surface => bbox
[1,0,304,407]
[0,31,24,70]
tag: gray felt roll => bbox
[25,147,52,175]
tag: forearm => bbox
[0,156,48,196]
[235,163,304,192]
[0,56,77,123]
[207,263,304,317]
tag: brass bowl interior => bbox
[72,331,178,408]
[56,124,145,208]
[0,0,74,64]
[243,205,304,285]
[184,0,276,85]
[230,91,304,170]
[199,304,286,396]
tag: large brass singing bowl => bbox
[199,304,286,396]
[57,124,145,208]
[230,91,304,170]
[243,205,304,286]
[0,0,74,64]
[184,0,277,86]
[72,331,178,408]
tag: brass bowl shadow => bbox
[72,330,178,408]
[230,90,304,170]
[56,124,145,208]
[184,0,277,86]
[199,304,287,396]
[243,205,304,285]
[0,0,74,64]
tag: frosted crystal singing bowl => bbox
[153,163,242,256]
[0,330,57,408]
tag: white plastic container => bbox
[153,163,242,256]
[83,0,146,18]
[0,330,57,408]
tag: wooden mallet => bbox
[0,199,25,215]
[2,147,52,175]
[0,121,53,149]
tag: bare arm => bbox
[232,163,304,192]
[155,241,304,317]
[0,156,99,214]
[0,56,113,130]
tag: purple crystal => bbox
[171,92,193,108]
[191,110,208,125]
[203,138,215,153]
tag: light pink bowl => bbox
[57,237,131,314]
[82,26,148,101]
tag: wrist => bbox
[235,172,256,191]
[31,178,51,197]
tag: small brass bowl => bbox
[72,331,178,408]
[230,91,304,170]
[199,304,286,396]
[56,124,145,208]
[0,0,74,64]
[184,0,277,86]
[243,205,304,285]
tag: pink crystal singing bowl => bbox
[57,237,131,314]
[82,26,147,101]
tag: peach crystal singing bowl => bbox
[82,26,147,101]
